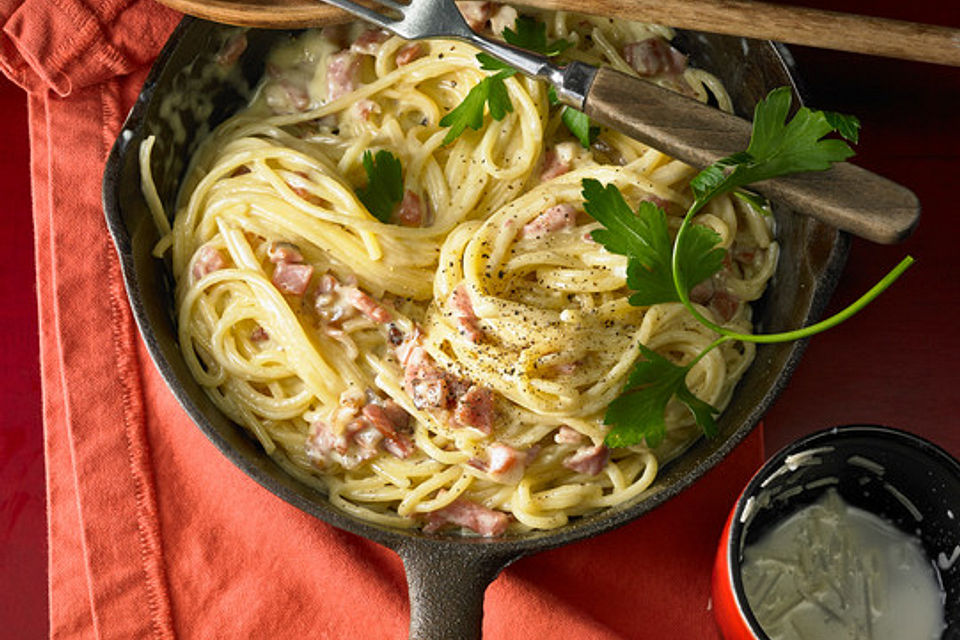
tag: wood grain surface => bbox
[583,67,920,243]
[154,0,960,65]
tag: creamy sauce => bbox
[741,488,945,640]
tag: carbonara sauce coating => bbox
[144,7,778,535]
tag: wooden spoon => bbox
[155,0,960,66]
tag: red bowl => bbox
[712,424,960,639]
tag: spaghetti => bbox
[144,7,778,535]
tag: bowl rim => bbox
[722,423,960,637]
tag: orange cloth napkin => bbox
[1,1,765,636]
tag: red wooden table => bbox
[1,0,957,636]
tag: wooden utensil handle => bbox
[583,67,920,244]
[523,0,960,66]
[155,0,960,66]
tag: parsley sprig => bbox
[440,16,593,145]
[587,87,914,448]
[356,149,403,223]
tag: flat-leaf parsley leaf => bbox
[356,149,403,223]
[604,344,719,449]
[689,87,860,206]
[441,16,575,145]
[587,87,912,448]
[439,69,515,144]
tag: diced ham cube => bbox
[327,51,361,102]
[250,326,269,342]
[353,99,381,121]
[350,28,390,55]
[485,442,525,484]
[343,287,392,323]
[711,290,740,322]
[539,142,577,182]
[215,32,247,67]
[395,328,424,369]
[353,424,384,451]
[305,420,350,467]
[381,399,410,431]
[267,240,304,264]
[689,278,715,305]
[192,245,227,281]
[622,38,688,77]
[563,444,610,476]
[362,403,398,435]
[458,1,493,31]
[404,349,452,410]
[423,498,509,537]
[521,203,577,238]
[362,402,415,459]
[264,77,310,114]
[554,425,585,445]
[688,277,739,322]
[454,385,494,434]
[317,272,339,294]
[451,285,483,343]
[395,42,424,66]
[382,434,416,460]
[272,261,314,295]
[395,189,424,227]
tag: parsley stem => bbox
[672,204,915,344]
[688,335,730,367]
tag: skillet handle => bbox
[581,66,920,244]
[397,541,524,640]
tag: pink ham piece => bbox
[453,385,495,434]
[689,278,715,305]
[395,189,424,227]
[423,498,509,537]
[622,38,688,77]
[539,142,576,182]
[395,42,424,66]
[554,425,585,445]
[353,99,381,121]
[458,1,493,31]
[191,245,226,281]
[350,28,390,55]
[326,51,362,102]
[521,203,577,239]
[272,261,314,295]
[451,285,483,343]
[267,240,304,264]
[710,290,740,322]
[563,444,610,476]
[352,422,384,451]
[688,278,740,322]
[250,326,269,342]
[343,287,392,324]
[403,345,452,410]
[305,420,349,464]
[306,418,379,470]
[215,32,247,67]
[361,402,414,459]
[264,76,310,114]
[484,442,525,484]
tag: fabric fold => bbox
[0,0,177,94]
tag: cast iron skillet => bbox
[102,18,847,639]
